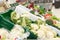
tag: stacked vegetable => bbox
[24,2,60,30]
[0,3,60,40]
[0,9,30,40]
[10,9,60,39]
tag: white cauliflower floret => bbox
[21,32,30,39]
[51,30,57,37]
[40,24,52,31]
[37,29,46,38]
[31,24,39,30]
[10,24,30,40]
[10,25,24,37]
[39,24,57,39]
[0,28,9,40]
[46,31,55,38]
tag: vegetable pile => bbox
[11,11,59,40]
[24,2,60,30]
[0,3,60,40]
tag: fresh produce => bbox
[0,15,14,31]
[0,28,10,40]
[46,19,53,25]
[51,16,60,21]
[27,31,38,39]
[46,19,60,30]
[10,25,30,40]
[1,9,14,20]
[26,3,60,31]
[39,6,46,15]
[30,5,46,15]
[30,10,35,14]
[0,9,14,31]
[27,2,34,9]
[0,3,60,40]
[0,9,30,40]
[44,13,52,19]
[10,9,60,39]
[11,11,20,23]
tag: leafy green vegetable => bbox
[1,9,14,21]
[30,10,35,14]
[46,19,53,25]
[51,16,59,21]
[23,26,38,39]
[0,9,15,31]
[39,6,46,15]
[0,15,14,31]
[27,31,38,39]
[46,19,60,30]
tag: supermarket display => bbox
[0,0,60,40]
[11,5,60,40]
[23,2,60,30]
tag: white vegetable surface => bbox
[0,28,9,40]
[37,24,57,39]
[46,24,60,36]
[10,24,30,40]
[31,24,39,30]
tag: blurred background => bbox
[0,0,60,17]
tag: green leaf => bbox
[46,19,53,25]
[0,8,15,31]
[1,9,14,21]
[51,16,59,21]
[27,31,37,39]
[30,10,35,14]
